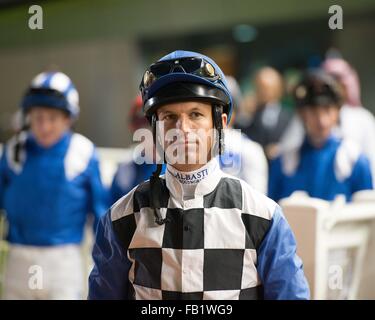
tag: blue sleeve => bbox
[0,148,8,210]
[88,210,131,299]
[350,154,373,194]
[86,150,110,228]
[257,206,310,300]
[268,157,283,202]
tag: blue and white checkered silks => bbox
[21,71,80,119]
[88,159,310,300]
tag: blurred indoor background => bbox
[0,0,374,147]
[1,0,375,300]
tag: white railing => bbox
[280,190,375,299]
[96,147,131,187]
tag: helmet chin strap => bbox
[14,132,25,164]
[14,112,30,165]
[150,113,169,225]
[150,163,169,225]
[212,104,225,156]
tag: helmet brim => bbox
[143,82,230,120]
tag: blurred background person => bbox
[323,56,375,178]
[280,55,375,179]
[0,71,108,299]
[237,67,292,161]
[110,95,166,204]
[220,76,268,194]
[268,70,373,203]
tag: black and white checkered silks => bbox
[110,160,276,300]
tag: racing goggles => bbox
[140,57,221,92]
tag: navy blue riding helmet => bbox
[294,69,343,109]
[140,50,233,122]
[13,72,80,165]
[21,71,80,119]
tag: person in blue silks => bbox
[268,69,373,203]
[0,71,108,299]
